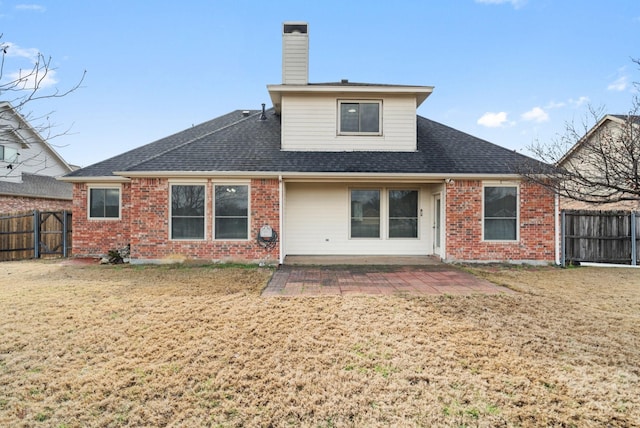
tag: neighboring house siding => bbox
[558,118,640,211]
[445,180,555,263]
[72,182,131,257]
[0,195,71,213]
[281,94,417,151]
[72,178,280,262]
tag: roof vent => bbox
[242,110,250,117]
[341,79,349,84]
[259,103,267,121]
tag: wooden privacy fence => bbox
[561,210,639,266]
[0,210,72,261]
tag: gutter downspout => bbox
[279,175,284,265]
[555,193,560,265]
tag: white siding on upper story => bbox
[0,107,71,183]
[281,94,417,151]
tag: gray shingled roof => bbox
[65,109,543,178]
[0,173,72,199]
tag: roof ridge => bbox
[121,110,265,172]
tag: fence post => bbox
[33,210,40,259]
[561,210,566,267]
[632,211,637,266]
[62,210,69,258]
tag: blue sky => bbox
[1,0,639,167]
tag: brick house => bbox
[61,22,557,265]
[0,102,74,213]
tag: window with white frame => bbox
[350,189,380,238]
[483,185,518,241]
[388,190,418,238]
[214,185,249,240]
[0,145,18,162]
[89,187,120,219]
[338,100,381,135]
[171,184,205,239]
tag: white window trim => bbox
[337,100,383,136]
[169,182,207,241]
[349,188,383,240]
[213,181,251,241]
[348,187,421,240]
[482,182,520,242]
[87,184,122,220]
[387,188,420,240]
[0,144,19,163]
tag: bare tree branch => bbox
[519,59,640,206]
[0,34,85,176]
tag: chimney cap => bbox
[283,22,308,34]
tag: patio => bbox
[262,263,515,297]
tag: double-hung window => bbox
[214,185,249,240]
[171,184,205,239]
[388,190,418,238]
[483,185,518,241]
[339,100,381,135]
[89,187,120,219]
[350,189,380,238]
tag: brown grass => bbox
[0,261,638,427]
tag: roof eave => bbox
[267,84,434,114]
[110,170,523,181]
[57,175,131,183]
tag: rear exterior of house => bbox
[62,22,557,265]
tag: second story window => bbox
[339,100,382,135]
[0,145,19,163]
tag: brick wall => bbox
[0,196,72,213]
[71,183,131,257]
[72,178,280,263]
[445,180,556,263]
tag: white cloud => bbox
[477,111,510,128]
[569,96,590,107]
[475,0,527,8]
[15,4,46,12]
[607,75,628,91]
[1,42,58,89]
[2,42,39,60]
[521,107,549,123]
[545,101,566,109]
[7,69,58,89]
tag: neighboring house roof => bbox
[63,109,541,180]
[0,173,72,200]
[558,114,640,166]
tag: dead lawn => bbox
[0,261,638,427]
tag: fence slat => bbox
[0,209,72,261]
[562,210,636,265]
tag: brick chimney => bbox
[282,22,308,85]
